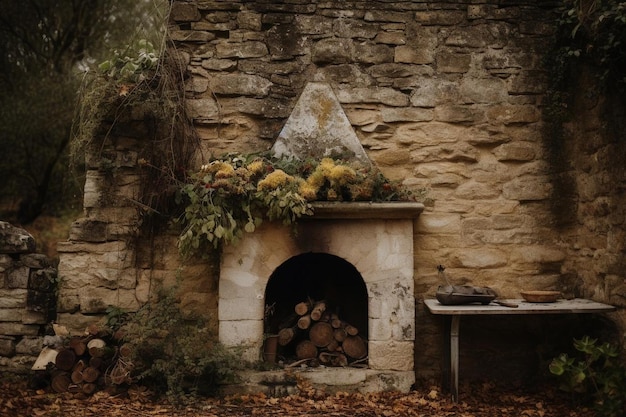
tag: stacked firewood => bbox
[46,325,132,395]
[276,299,367,367]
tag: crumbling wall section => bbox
[0,222,57,373]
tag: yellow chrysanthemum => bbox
[328,165,356,184]
[257,169,293,190]
[306,170,327,188]
[246,160,264,174]
[298,182,318,201]
[215,163,235,179]
[318,158,335,173]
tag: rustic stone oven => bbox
[217,81,424,392]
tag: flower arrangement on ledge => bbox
[175,152,416,256]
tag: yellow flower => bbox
[306,170,327,188]
[215,163,235,178]
[246,160,264,174]
[257,169,293,190]
[298,182,318,200]
[318,158,335,173]
[329,165,356,184]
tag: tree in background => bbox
[0,0,167,224]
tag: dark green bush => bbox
[549,335,626,417]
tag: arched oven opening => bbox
[264,252,368,366]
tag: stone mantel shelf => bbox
[308,201,424,219]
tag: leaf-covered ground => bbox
[0,376,594,417]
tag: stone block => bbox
[436,52,471,73]
[445,26,489,47]
[0,254,12,270]
[56,313,100,336]
[216,41,268,59]
[410,78,459,107]
[510,246,565,265]
[453,248,508,269]
[28,268,56,291]
[417,213,461,234]
[15,337,42,355]
[19,254,50,269]
[434,105,483,123]
[0,323,39,336]
[56,293,79,314]
[394,45,434,65]
[0,290,27,309]
[354,43,394,64]
[21,310,47,325]
[460,77,508,104]
[493,142,536,161]
[368,341,413,371]
[169,30,215,43]
[7,266,29,289]
[503,177,552,201]
[78,287,139,314]
[295,15,332,35]
[209,73,272,96]
[312,38,354,64]
[486,104,541,125]
[0,336,15,357]
[0,308,21,322]
[0,222,35,254]
[375,32,406,45]
[415,10,465,26]
[219,296,263,321]
[381,107,433,123]
[170,2,200,22]
[219,320,263,362]
[363,370,415,393]
[454,180,501,200]
[237,11,262,30]
[336,87,408,107]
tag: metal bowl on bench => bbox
[520,290,561,303]
[436,285,497,305]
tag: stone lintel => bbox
[309,201,424,219]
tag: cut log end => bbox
[343,335,367,359]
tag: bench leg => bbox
[450,315,460,403]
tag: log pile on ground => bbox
[33,324,132,397]
[276,299,367,367]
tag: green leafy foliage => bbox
[120,290,244,405]
[553,0,626,92]
[98,39,159,82]
[175,153,416,257]
[549,336,626,417]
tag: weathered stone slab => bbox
[0,222,35,254]
[216,41,268,58]
[209,74,272,96]
[170,2,201,22]
[272,82,371,163]
[7,266,29,289]
[368,341,413,371]
[0,290,27,309]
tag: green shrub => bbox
[549,336,626,417]
[120,290,244,405]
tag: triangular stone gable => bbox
[271,82,370,163]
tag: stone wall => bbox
[53,0,625,386]
[0,222,57,373]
